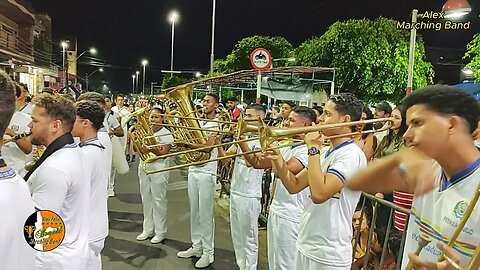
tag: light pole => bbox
[85,68,103,91]
[76,47,97,61]
[135,71,140,94]
[406,0,471,95]
[132,75,136,94]
[210,0,216,76]
[142,59,148,95]
[169,11,178,77]
[61,41,68,86]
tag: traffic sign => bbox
[250,48,272,71]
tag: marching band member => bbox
[25,94,90,270]
[112,94,130,154]
[177,93,219,269]
[239,106,315,270]
[268,93,367,270]
[217,103,266,270]
[346,85,480,269]
[104,96,125,197]
[72,100,109,270]
[279,101,296,127]
[16,83,34,114]
[0,71,35,270]
[135,107,174,244]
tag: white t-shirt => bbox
[296,140,367,266]
[19,102,34,115]
[141,127,174,171]
[269,144,310,222]
[79,137,110,243]
[231,139,264,198]
[103,111,121,132]
[112,105,130,129]
[401,159,480,269]
[188,120,219,176]
[0,169,35,270]
[97,131,113,168]
[2,111,32,177]
[27,143,90,269]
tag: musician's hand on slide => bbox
[264,148,281,162]
[214,135,223,145]
[304,123,325,148]
[5,128,15,137]
[408,243,461,270]
[396,147,437,196]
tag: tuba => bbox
[163,83,210,163]
[128,108,160,162]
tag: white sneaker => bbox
[108,189,115,197]
[136,231,154,241]
[150,235,165,244]
[177,247,202,258]
[195,254,214,268]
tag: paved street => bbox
[102,159,268,270]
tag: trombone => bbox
[2,132,30,144]
[142,117,393,174]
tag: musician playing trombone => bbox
[239,105,316,270]
[347,85,480,270]
[266,93,367,270]
[177,93,220,269]
[216,103,266,270]
[135,107,174,244]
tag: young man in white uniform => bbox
[347,85,480,270]
[240,106,316,270]
[104,96,124,197]
[217,104,266,270]
[72,100,109,270]
[269,94,367,269]
[0,71,35,270]
[177,93,220,268]
[26,94,90,270]
[16,83,34,115]
[135,107,174,244]
[112,94,130,152]
[348,85,480,269]
[2,110,32,177]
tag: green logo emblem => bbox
[453,200,468,219]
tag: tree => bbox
[465,33,480,82]
[217,35,294,73]
[295,18,434,103]
[161,76,192,89]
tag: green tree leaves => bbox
[465,33,480,82]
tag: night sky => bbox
[32,0,480,94]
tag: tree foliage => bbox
[215,35,294,74]
[161,76,192,89]
[295,18,434,103]
[465,33,480,82]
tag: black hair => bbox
[15,82,22,98]
[104,95,112,101]
[388,231,403,261]
[116,94,124,98]
[292,106,317,124]
[361,105,374,140]
[246,103,266,114]
[151,107,165,114]
[0,71,16,140]
[227,97,237,102]
[33,94,76,132]
[77,92,106,106]
[329,93,363,122]
[20,83,28,92]
[61,93,75,102]
[283,101,296,109]
[205,93,219,103]
[312,105,324,116]
[75,100,105,131]
[402,85,480,133]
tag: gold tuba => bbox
[163,83,210,163]
[128,108,160,161]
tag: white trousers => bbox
[86,239,105,270]
[295,250,350,270]
[230,194,261,270]
[267,212,300,270]
[109,168,116,191]
[138,163,168,237]
[188,171,215,256]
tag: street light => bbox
[132,75,136,94]
[406,0,471,95]
[76,47,97,60]
[85,68,103,91]
[210,0,216,76]
[61,41,68,86]
[169,10,179,77]
[135,71,140,94]
[142,59,148,94]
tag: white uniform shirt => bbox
[188,120,219,176]
[112,105,130,130]
[19,102,34,115]
[296,140,367,266]
[231,139,264,198]
[27,143,90,269]
[269,144,310,222]
[401,159,480,269]
[2,111,31,177]
[97,131,113,168]
[79,138,110,242]
[0,169,35,270]
[103,111,121,131]
[141,127,174,171]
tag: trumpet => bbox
[142,118,393,174]
[2,132,30,144]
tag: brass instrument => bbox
[25,145,45,172]
[128,108,162,161]
[2,132,30,144]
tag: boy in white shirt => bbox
[0,70,35,270]
[72,100,109,270]
[268,93,367,269]
[347,85,480,270]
